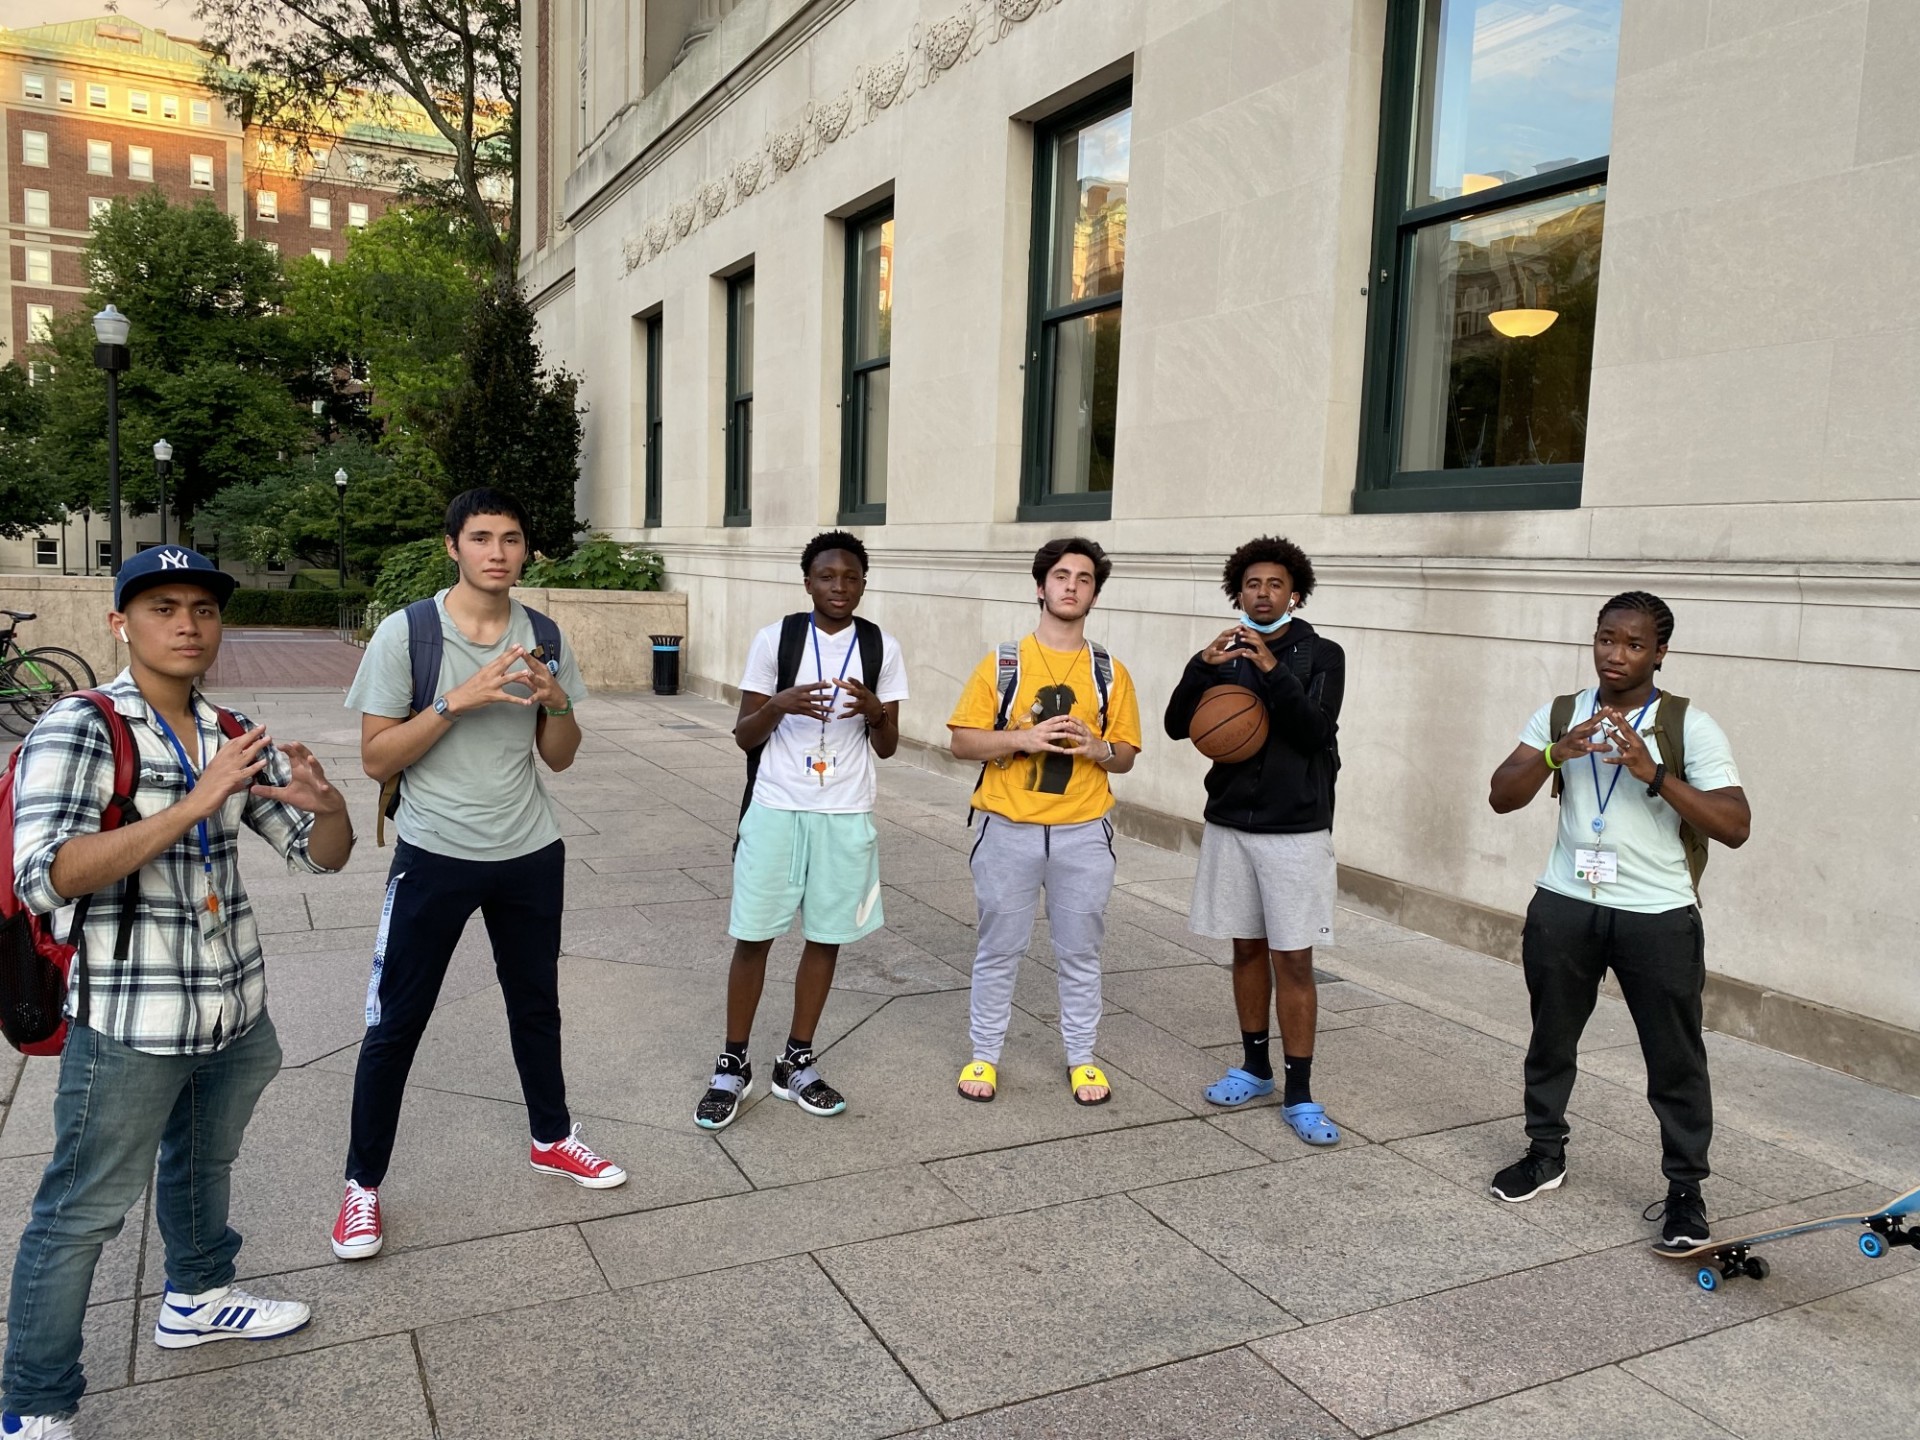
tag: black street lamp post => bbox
[91,304,131,573]
[153,438,173,545]
[334,467,348,586]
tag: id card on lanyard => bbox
[804,621,856,788]
[1577,690,1657,898]
[149,708,225,944]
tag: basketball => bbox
[1190,684,1268,764]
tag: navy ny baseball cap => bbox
[113,545,239,612]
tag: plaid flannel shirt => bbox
[12,671,334,1056]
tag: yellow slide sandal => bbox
[957,1060,997,1103]
[1069,1063,1112,1107]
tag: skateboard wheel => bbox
[1860,1232,1887,1259]
[1695,1266,1718,1292]
[1744,1256,1770,1280]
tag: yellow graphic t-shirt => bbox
[948,637,1143,826]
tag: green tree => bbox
[193,435,444,582]
[285,206,484,473]
[0,362,64,539]
[433,281,584,557]
[33,193,306,525]
[197,0,519,279]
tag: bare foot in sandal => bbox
[958,1059,997,1101]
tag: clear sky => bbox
[3,1,203,41]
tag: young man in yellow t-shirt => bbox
[948,538,1142,1106]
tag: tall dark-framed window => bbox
[1020,83,1129,521]
[643,313,663,528]
[724,270,754,526]
[839,202,893,523]
[1356,0,1619,514]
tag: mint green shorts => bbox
[729,803,884,944]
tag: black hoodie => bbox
[1163,616,1344,834]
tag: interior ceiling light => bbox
[1488,307,1558,338]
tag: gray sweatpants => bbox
[967,813,1117,1067]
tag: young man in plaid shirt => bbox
[3,546,354,1440]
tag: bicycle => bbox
[0,610,97,738]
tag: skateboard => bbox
[1656,1182,1920,1291]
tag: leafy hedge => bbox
[224,588,357,626]
[367,536,457,628]
[522,538,664,591]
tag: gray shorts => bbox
[1188,824,1336,951]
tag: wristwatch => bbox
[432,696,455,720]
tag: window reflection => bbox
[1413,0,1620,205]
[857,217,892,363]
[1399,185,1604,471]
[1050,111,1128,305]
[1048,307,1122,495]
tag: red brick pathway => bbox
[204,628,366,689]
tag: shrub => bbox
[223,588,355,626]
[368,536,456,627]
[522,537,664,592]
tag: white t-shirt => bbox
[1520,688,1741,914]
[740,618,908,813]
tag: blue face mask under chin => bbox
[1239,609,1291,634]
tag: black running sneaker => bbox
[695,1053,753,1131]
[772,1049,846,1117]
[1648,1184,1710,1252]
[1489,1150,1567,1202]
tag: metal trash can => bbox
[650,634,682,695]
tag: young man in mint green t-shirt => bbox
[1486,591,1751,1253]
[331,489,626,1263]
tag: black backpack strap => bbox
[853,617,883,692]
[403,598,443,715]
[522,604,563,675]
[1547,692,1579,800]
[738,616,816,845]
[1088,642,1113,736]
[65,692,142,1029]
[990,641,1021,730]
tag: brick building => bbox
[0,14,456,577]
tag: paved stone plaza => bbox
[4,684,1917,1439]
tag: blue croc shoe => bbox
[1282,1101,1341,1146]
[1204,1067,1276,1107]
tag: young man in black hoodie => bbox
[1165,537,1345,1145]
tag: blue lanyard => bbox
[1587,690,1657,837]
[810,621,857,735]
[150,708,216,899]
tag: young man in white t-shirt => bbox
[693,533,907,1131]
[1486,591,1750,1252]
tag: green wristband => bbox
[543,702,573,718]
[1542,742,1562,770]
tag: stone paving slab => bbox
[578,1161,975,1288]
[1389,1364,1740,1439]
[820,1195,1296,1417]
[416,1255,936,1439]
[1621,1268,1920,1440]
[1134,1146,1576,1322]
[908,1346,1358,1438]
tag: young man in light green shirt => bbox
[331,488,626,1263]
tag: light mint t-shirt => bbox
[345,590,588,862]
[1520,688,1740,914]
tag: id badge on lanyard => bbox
[1581,691,1657,899]
[804,622,856,788]
[150,709,226,941]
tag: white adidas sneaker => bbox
[153,1283,311,1350]
[1,1414,75,1439]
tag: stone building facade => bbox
[524,0,1920,1085]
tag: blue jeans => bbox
[2,1015,282,1418]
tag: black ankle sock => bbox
[1282,1054,1313,1107]
[1240,1030,1273,1080]
[783,1035,813,1064]
[723,1039,748,1068]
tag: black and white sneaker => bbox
[695,1053,753,1131]
[772,1049,846,1117]
[1648,1185,1710,1252]
[1489,1150,1567,1202]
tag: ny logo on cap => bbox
[158,549,192,569]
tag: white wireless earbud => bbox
[114,627,127,643]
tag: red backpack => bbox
[0,692,243,1056]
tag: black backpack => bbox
[1549,690,1706,897]
[736,613,884,835]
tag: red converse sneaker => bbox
[530,1124,628,1189]
[330,1180,383,1260]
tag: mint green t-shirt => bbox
[1520,689,1740,914]
[345,590,587,862]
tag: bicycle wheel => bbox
[22,646,96,687]
[0,653,80,737]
